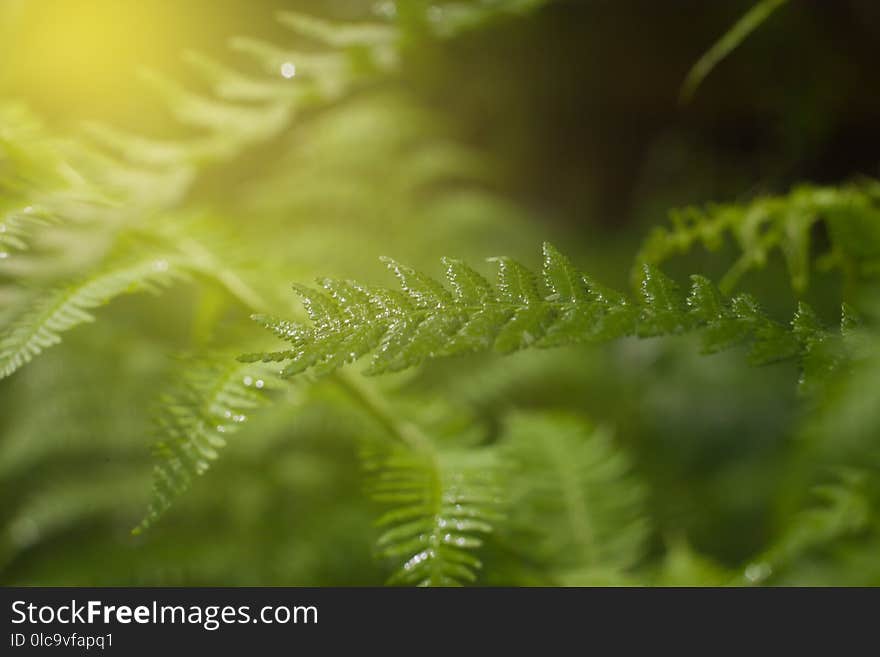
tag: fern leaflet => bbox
[0,205,56,256]
[0,254,186,379]
[135,359,274,534]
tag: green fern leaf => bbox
[364,443,502,586]
[637,264,691,336]
[500,412,648,581]
[0,255,185,379]
[183,51,300,103]
[0,205,57,255]
[442,257,495,304]
[541,242,589,303]
[228,36,351,95]
[135,359,274,534]
[247,244,849,388]
[277,10,394,48]
[422,0,554,38]
[635,182,880,293]
[739,470,871,585]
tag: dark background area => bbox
[414,0,880,229]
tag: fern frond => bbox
[86,3,554,185]
[183,51,301,103]
[68,146,194,211]
[363,443,502,586]
[422,0,553,37]
[0,255,186,379]
[635,182,880,293]
[277,10,394,48]
[227,37,355,95]
[82,123,226,168]
[135,359,275,534]
[141,69,292,139]
[739,470,871,585]
[0,205,56,255]
[0,104,114,261]
[500,412,648,582]
[245,243,849,388]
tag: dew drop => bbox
[280,62,296,79]
[744,562,772,583]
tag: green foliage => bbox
[136,359,276,534]
[1,251,185,379]
[500,412,647,584]
[739,470,872,585]
[364,442,502,586]
[2,1,879,588]
[634,181,880,293]
[636,182,880,294]
[0,205,56,256]
[244,243,849,385]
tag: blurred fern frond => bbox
[739,470,872,585]
[500,412,648,585]
[136,358,278,534]
[0,104,118,273]
[85,2,556,184]
[364,441,503,586]
[0,252,187,379]
[0,205,56,256]
[635,182,880,294]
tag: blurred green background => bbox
[1,0,879,585]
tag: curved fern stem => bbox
[333,371,434,453]
[680,0,789,104]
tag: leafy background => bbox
[1,0,879,585]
